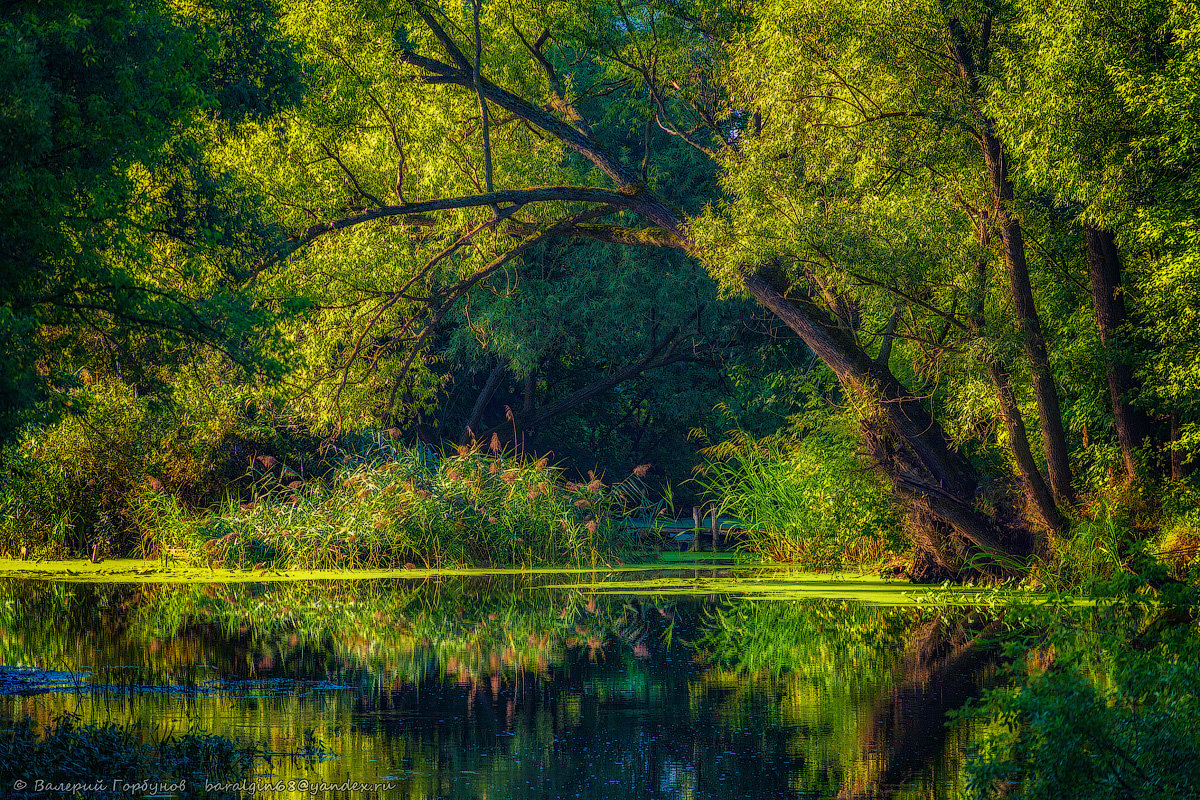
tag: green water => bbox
[0,569,1014,798]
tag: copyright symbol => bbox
[13,780,26,790]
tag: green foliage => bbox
[158,438,645,569]
[695,422,904,567]
[0,377,307,558]
[1027,479,1200,589]
[0,0,301,441]
[0,713,260,799]
[1,0,1198,581]
[992,0,1200,463]
[964,580,1200,799]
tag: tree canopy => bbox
[3,0,1199,575]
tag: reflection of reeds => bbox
[9,579,683,691]
[147,442,651,570]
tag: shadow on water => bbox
[0,575,1014,798]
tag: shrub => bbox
[0,379,323,559]
[0,382,192,558]
[964,578,1200,800]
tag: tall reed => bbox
[151,439,643,569]
[695,429,903,568]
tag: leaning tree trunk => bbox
[987,361,1067,534]
[1084,224,1148,482]
[745,271,1032,577]
[460,362,505,445]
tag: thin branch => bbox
[471,0,495,197]
[319,143,384,208]
[282,186,643,260]
[510,17,596,138]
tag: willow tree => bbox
[240,0,1112,574]
[989,0,1200,482]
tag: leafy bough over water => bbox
[960,570,1200,800]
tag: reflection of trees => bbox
[842,615,1002,798]
[0,580,1002,798]
[694,602,1006,798]
[0,580,269,683]
[694,600,924,794]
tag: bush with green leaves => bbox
[0,382,221,558]
[0,379,310,559]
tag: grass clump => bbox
[1027,479,1200,590]
[694,427,905,568]
[0,713,261,799]
[158,439,642,569]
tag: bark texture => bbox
[1085,224,1148,481]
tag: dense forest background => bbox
[2,0,1199,578]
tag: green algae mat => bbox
[0,556,764,584]
[0,557,1041,605]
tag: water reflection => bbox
[0,576,1000,798]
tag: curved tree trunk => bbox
[745,271,1031,574]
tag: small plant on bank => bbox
[0,713,262,799]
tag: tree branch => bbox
[282,186,644,260]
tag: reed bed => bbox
[150,441,644,570]
[695,431,904,568]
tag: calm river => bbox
[0,568,1005,798]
